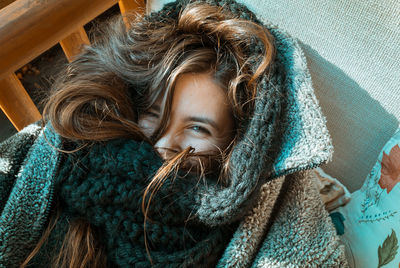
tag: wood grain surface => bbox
[0,0,118,80]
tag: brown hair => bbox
[24,2,275,267]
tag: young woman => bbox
[0,0,349,267]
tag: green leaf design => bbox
[377,229,399,268]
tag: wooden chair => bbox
[0,0,145,131]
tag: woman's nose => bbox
[154,132,181,160]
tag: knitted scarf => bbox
[56,139,235,267]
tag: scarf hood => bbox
[149,0,334,226]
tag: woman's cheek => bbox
[183,136,220,154]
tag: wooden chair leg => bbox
[59,27,90,62]
[0,73,42,131]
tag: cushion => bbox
[330,128,400,268]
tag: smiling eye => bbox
[144,110,159,118]
[190,125,211,135]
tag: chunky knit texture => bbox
[0,0,348,267]
[0,122,61,267]
[56,139,233,267]
[218,170,349,267]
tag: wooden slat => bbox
[0,0,119,80]
[0,74,41,131]
[60,27,91,62]
[0,0,16,9]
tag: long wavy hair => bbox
[22,2,275,267]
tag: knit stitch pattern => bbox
[217,176,286,267]
[57,139,233,267]
[0,122,61,268]
[252,170,348,267]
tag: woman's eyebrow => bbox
[184,116,220,131]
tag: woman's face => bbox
[138,72,235,168]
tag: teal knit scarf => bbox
[56,139,235,267]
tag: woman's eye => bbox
[145,110,159,118]
[190,125,211,135]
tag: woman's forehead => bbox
[171,73,231,118]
